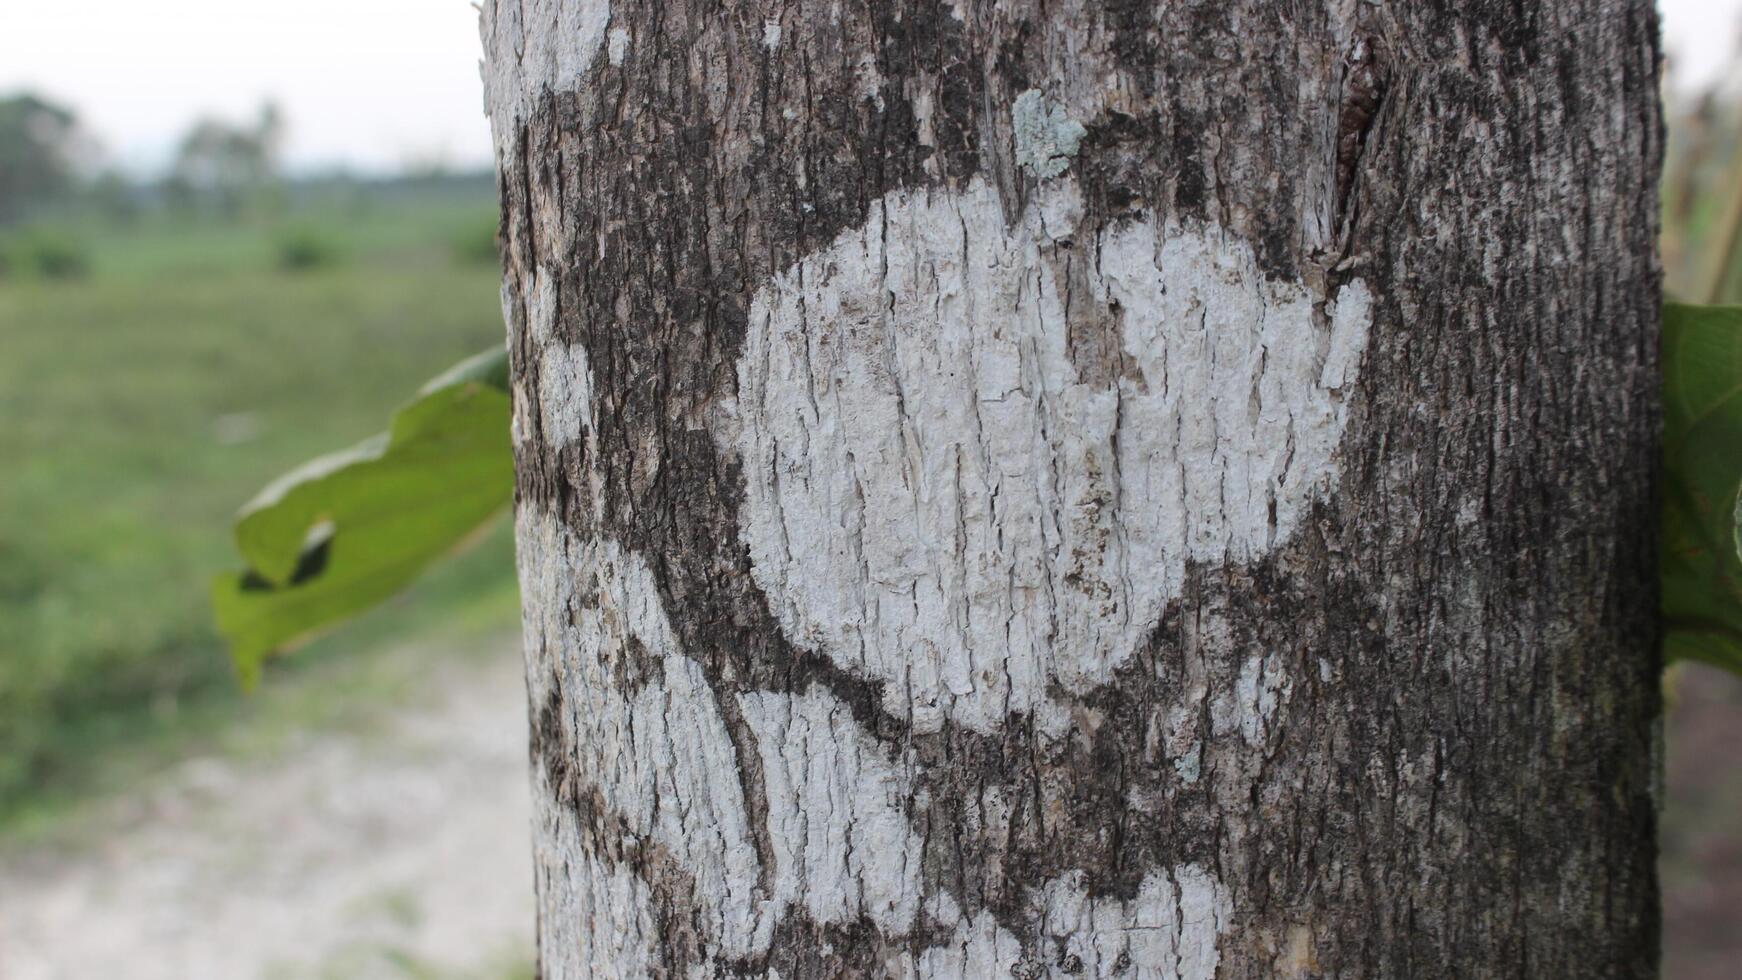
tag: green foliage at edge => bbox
[212,348,513,685]
[1663,302,1742,671]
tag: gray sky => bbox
[0,1,1737,177]
[0,1,489,175]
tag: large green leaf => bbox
[213,348,513,684]
[1662,303,1742,671]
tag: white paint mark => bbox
[902,864,1229,978]
[1012,90,1087,180]
[511,382,534,448]
[1173,864,1232,980]
[536,343,593,451]
[1028,865,1229,979]
[607,27,630,66]
[909,911,1024,978]
[538,856,657,979]
[519,515,940,965]
[515,511,770,964]
[738,688,925,937]
[519,516,1235,973]
[722,176,1372,734]
[527,264,558,343]
[762,19,783,51]
[498,277,518,346]
[480,0,612,153]
[517,263,597,453]
[1319,280,1371,392]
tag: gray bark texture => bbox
[483,1,1663,976]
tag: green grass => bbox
[0,189,516,821]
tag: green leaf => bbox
[213,348,513,685]
[1662,302,1742,671]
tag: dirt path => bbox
[0,647,534,980]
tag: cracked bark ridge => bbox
[485,1,1663,976]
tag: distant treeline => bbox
[0,90,492,229]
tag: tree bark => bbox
[483,2,1663,976]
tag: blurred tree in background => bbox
[164,102,285,219]
[0,93,86,225]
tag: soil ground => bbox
[0,641,534,980]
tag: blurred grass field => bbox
[0,182,518,824]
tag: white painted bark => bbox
[723,174,1371,737]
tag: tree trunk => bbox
[482,2,1663,976]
